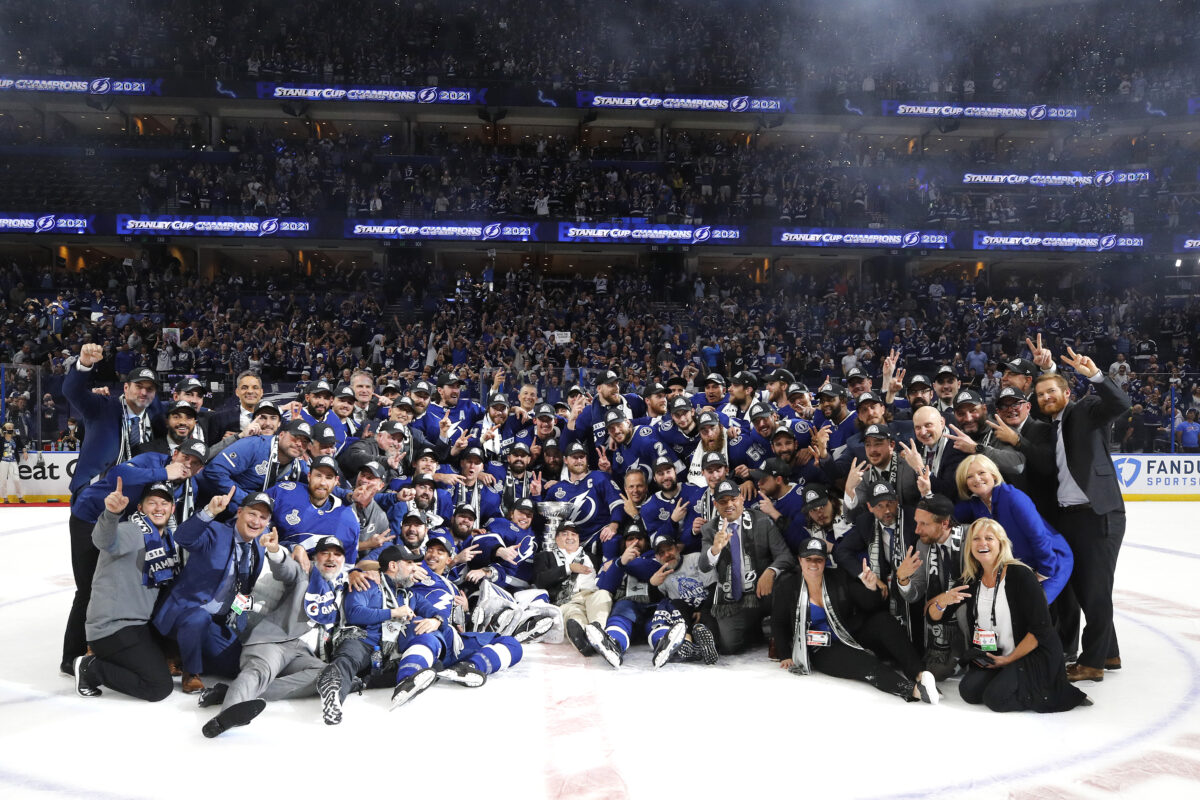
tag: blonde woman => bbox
[927,519,1089,712]
[953,453,1073,603]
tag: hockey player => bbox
[649,536,719,665]
[640,455,706,552]
[585,522,690,669]
[449,444,503,524]
[603,408,680,484]
[542,440,624,559]
[199,418,312,507]
[568,370,647,453]
[751,458,812,553]
[811,382,858,452]
[267,455,360,563]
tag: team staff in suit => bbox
[699,479,793,654]
[134,400,199,457]
[153,488,271,694]
[61,343,161,674]
[986,387,1058,514]
[203,371,263,440]
[1032,345,1129,681]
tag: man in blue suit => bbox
[61,343,161,674]
[153,489,273,694]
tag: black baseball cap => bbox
[282,419,313,439]
[855,391,883,407]
[935,365,958,380]
[313,535,345,555]
[771,423,797,440]
[863,423,893,441]
[598,370,620,385]
[125,367,159,388]
[797,536,828,560]
[1003,358,1037,377]
[412,472,438,486]
[565,441,589,457]
[713,479,740,499]
[381,382,402,395]
[996,387,1028,406]
[415,447,439,462]
[310,455,341,476]
[701,451,727,469]
[175,376,204,394]
[254,400,282,416]
[704,373,726,387]
[665,375,688,390]
[402,508,428,525]
[377,420,406,437]
[411,380,434,396]
[334,384,355,400]
[508,441,531,455]
[846,367,869,383]
[461,445,486,462]
[800,486,829,512]
[436,371,462,387]
[394,395,415,410]
[309,422,337,446]
[867,482,898,503]
[567,384,585,397]
[652,454,676,472]
[749,404,774,421]
[534,402,557,419]
[512,497,536,515]
[907,374,932,389]
[953,389,985,408]
[767,368,795,384]
[140,481,175,503]
[379,545,422,568]
[604,409,629,427]
[731,370,758,389]
[453,503,478,519]
[750,457,791,482]
[668,396,693,415]
[166,399,198,417]
[697,411,720,428]
[306,379,333,396]
[488,392,509,408]
[642,381,667,398]
[816,382,847,398]
[359,460,388,480]
[176,438,208,462]
[241,492,274,513]
[787,382,810,398]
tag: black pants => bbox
[809,612,921,701]
[62,514,99,668]
[325,638,373,702]
[710,599,770,655]
[89,623,174,702]
[959,664,1025,712]
[1054,508,1124,668]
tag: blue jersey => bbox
[426,399,487,441]
[574,394,648,453]
[639,484,708,551]
[296,407,347,451]
[769,483,813,553]
[611,425,680,483]
[811,409,859,452]
[469,415,523,457]
[199,434,308,506]
[446,480,503,525]
[542,471,625,544]
[344,577,442,648]
[266,480,360,562]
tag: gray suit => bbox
[699,508,793,654]
[223,550,325,708]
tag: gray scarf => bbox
[789,578,864,675]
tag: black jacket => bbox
[770,568,885,657]
[1054,376,1129,515]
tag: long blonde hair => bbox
[961,518,1024,582]
[955,453,1005,500]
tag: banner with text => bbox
[577,92,793,113]
[344,219,540,241]
[881,101,1090,121]
[0,213,96,235]
[962,170,1151,187]
[972,231,1146,252]
[9,452,75,501]
[772,228,957,249]
[0,76,162,96]
[256,83,485,104]
[116,215,315,237]
[1112,454,1200,500]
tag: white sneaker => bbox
[917,671,940,705]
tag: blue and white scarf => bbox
[304,568,347,630]
[130,511,179,588]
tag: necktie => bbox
[129,417,142,446]
[1052,418,1061,448]
[236,543,252,589]
[728,522,743,602]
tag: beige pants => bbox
[560,589,612,629]
[0,461,21,499]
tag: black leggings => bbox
[809,612,922,701]
[958,664,1025,712]
[89,623,174,702]
[62,514,99,668]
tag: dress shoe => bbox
[202,699,266,738]
[1066,663,1104,682]
[1104,657,1122,670]
[166,657,183,677]
[181,672,205,694]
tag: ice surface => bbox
[1,503,1198,800]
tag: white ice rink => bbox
[2,502,1199,800]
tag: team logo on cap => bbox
[805,490,820,503]
[873,484,892,497]
[956,391,973,404]
[286,509,301,526]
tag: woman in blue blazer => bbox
[953,454,1073,603]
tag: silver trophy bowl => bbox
[537,500,574,550]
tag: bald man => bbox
[897,406,965,502]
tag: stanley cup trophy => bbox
[537,500,574,551]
